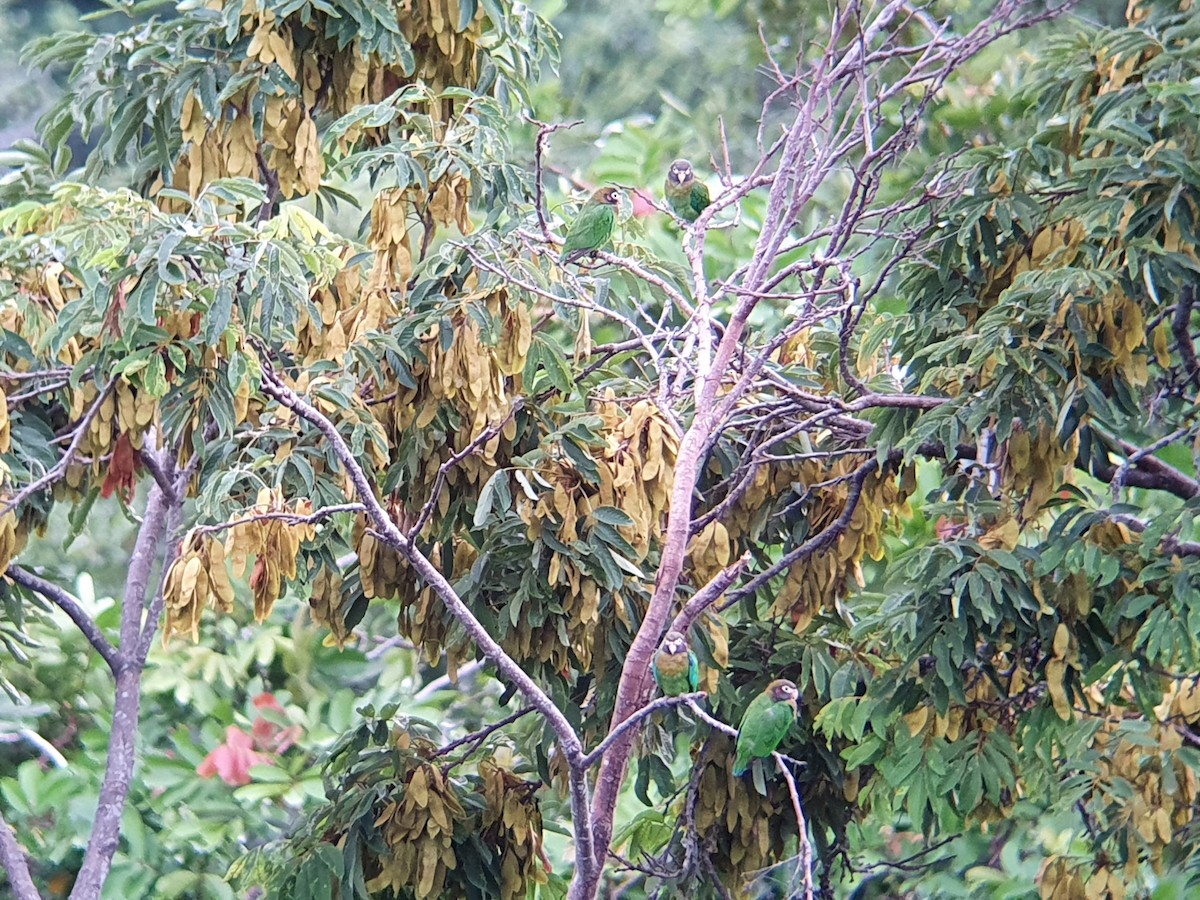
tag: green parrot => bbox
[653,630,700,696]
[732,679,799,776]
[560,187,620,265]
[664,158,711,223]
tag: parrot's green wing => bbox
[688,181,711,220]
[733,695,796,775]
[665,178,711,223]
[561,203,615,263]
[687,651,699,692]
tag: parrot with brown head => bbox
[732,679,799,775]
[664,158,711,223]
[560,187,620,265]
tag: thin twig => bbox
[526,117,582,244]
[0,379,116,518]
[723,460,878,608]
[775,755,815,899]
[193,502,366,537]
[413,658,485,701]
[408,401,524,540]
[436,704,535,764]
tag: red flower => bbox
[197,726,271,786]
[631,189,656,218]
[251,692,303,753]
[197,693,303,785]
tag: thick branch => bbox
[1090,439,1200,500]
[668,553,752,638]
[1172,277,1200,385]
[0,810,40,900]
[579,692,707,769]
[257,369,597,883]
[7,566,118,673]
[70,482,174,900]
[1110,514,1200,558]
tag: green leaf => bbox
[154,871,203,897]
[474,470,510,527]
[156,232,186,285]
[206,283,235,344]
[590,506,634,527]
[142,353,168,399]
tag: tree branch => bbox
[6,566,119,674]
[1090,432,1200,500]
[70,480,175,900]
[579,693,707,769]
[407,400,524,540]
[526,117,581,244]
[256,367,599,887]
[668,552,752,639]
[0,379,115,519]
[1173,284,1200,385]
[776,754,815,900]
[193,502,366,538]
[724,460,877,607]
[436,704,535,766]
[0,809,41,900]
[413,658,485,700]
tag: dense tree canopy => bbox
[3,0,1200,898]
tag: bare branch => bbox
[7,566,119,673]
[775,755,815,900]
[0,727,68,769]
[0,810,41,900]
[0,379,116,519]
[436,704,535,765]
[136,447,176,498]
[256,367,599,886]
[193,502,366,538]
[1172,284,1200,385]
[1090,430,1200,500]
[5,379,69,405]
[724,459,876,608]
[668,552,752,638]
[526,117,582,243]
[1110,427,1193,500]
[408,400,524,540]
[413,659,485,701]
[1109,513,1200,558]
[71,480,176,900]
[580,693,707,769]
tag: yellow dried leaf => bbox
[409,767,430,808]
[1053,623,1070,659]
[1045,659,1071,721]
